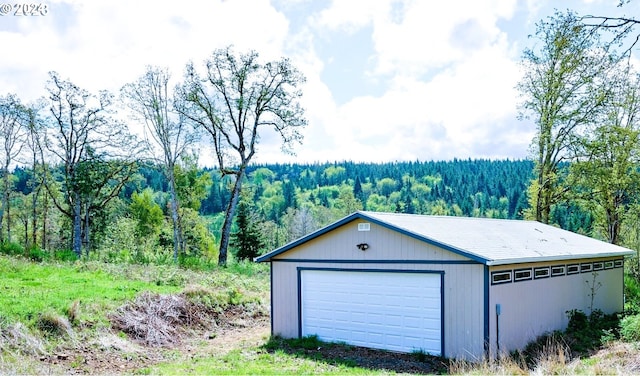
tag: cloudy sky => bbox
[0,0,637,165]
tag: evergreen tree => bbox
[230,200,264,261]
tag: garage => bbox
[257,211,633,359]
[300,269,443,355]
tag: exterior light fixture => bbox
[356,243,369,251]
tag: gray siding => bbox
[270,220,486,359]
[488,258,624,355]
[268,218,627,360]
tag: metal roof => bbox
[255,211,635,265]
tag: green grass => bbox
[0,254,180,327]
[146,347,389,375]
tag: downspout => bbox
[496,303,501,354]
[484,265,490,358]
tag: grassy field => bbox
[1,253,639,375]
[0,255,180,326]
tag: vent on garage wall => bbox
[490,258,623,285]
[358,223,370,231]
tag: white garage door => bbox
[301,269,442,355]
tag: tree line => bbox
[0,46,306,266]
[5,158,543,264]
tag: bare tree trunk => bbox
[23,217,27,249]
[167,166,183,262]
[2,164,10,242]
[5,181,10,243]
[83,203,90,256]
[218,169,244,266]
[41,185,47,250]
[31,186,38,247]
[73,192,82,257]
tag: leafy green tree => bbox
[180,207,217,260]
[174,156,211,212]
[518,12,615,224]
[45,72,142,257]
[568,70,640,244]
[377,177,397,197]
[177,46,307,265]
[129,188,163,237]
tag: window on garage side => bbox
[551,265,565,277]
[514,268,532,282]
[567,264,580,275]
[491,271,512,285]
[581,263,593,273]
[534,267,550,279]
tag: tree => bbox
[230,199,264,261]
[130,188,164,238]
[22,102,46,249]
[121,66,196,262]
[286,206,317,241]
[45,72,141,257]
[174,155,211,212]
[582,1,640,57]
[0,94,28,242]
[568,69,640,244]
[518,12,616,224]
[178,46,307,265]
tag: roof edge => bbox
[486,250,635,266]
[254,211,363,262]
[255,211,491,264]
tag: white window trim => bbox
[567,264,580,275]
[514,268,532,282]
[491,271,512,285]
[534,267,550,279]
[551,265,565,277]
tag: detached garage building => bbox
[256,211,634,359]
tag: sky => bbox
[0,0,638,165]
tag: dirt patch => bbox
[39,293,270,375]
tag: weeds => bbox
[620,314,640,341]
[563,309,620,355]
[36,311,74,338]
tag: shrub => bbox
[36,311,73,337]
[564,309,620,355]
[625,274,640,314]
[620,314,640,341]
[54,249,78,262]
[27,247,50,262]
[0,242,24,257]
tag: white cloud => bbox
[1,0,290,100]
[282,0,528,163]
[2,0,625,165]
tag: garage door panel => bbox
[301,270,442,355]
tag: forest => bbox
[3,158,549,265]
